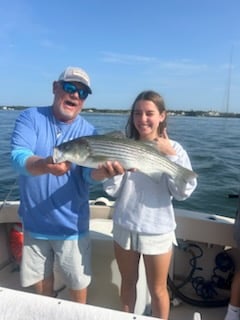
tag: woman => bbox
[103,90,197,319]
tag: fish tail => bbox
[176,167,198,187]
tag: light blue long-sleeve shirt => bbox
[11,106,98,239]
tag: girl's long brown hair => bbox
[125,90,167,140]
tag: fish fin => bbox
[143,141,156,148]
[143,140,165,156]
[104,131,126,139]
[52,148,65,163]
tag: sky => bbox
[0,0,239,112]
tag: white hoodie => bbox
[103,140,197,234]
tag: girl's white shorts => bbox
[113,223,177,255]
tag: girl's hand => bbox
[92,161,126,181]
[154,128,176,156]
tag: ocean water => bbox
[1,109,240,218]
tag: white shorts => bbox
[113,223,177,255]
[21,232,91,290]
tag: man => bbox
[11,66,124,303]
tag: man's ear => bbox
[52,81,58,94]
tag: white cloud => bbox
[101,51,208,73]
[101,51,157,64]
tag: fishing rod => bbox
[0,179,17,211]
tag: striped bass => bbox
[53,133,197,185]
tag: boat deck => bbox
[0,202,236,319]
[0,263,228,320]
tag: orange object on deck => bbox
[9,223,23,264]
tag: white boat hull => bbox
[0,287,157,320]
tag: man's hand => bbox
[26,156,71,176]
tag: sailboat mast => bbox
[225,47,233,113]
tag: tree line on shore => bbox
[1,105,240,118]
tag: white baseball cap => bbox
[58,66,92,94]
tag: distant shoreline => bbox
[1,106,240,118]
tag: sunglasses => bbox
[60,81,89,100]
